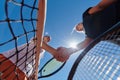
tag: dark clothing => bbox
[116,0,120,22]
[83,1,120,39]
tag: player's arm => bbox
[89,0,117,14]
[41,41,57,56]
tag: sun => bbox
[68,40,78,49]
[69,42,77,48]
[117,77,120,80]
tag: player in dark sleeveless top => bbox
[54,0,120,62]
[83,0,120,39]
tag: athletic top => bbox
[116,0,120,22]
[3,41,44,77]
[83,1,120,39]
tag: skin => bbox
[75,23,84,31]
[43,36,51,43]
[41,36,57,56]
[41,36,69,62]
[54,0,118,62]
[38,0,118,62]
[88,0,117,15]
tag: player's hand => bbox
[54,47,71,62]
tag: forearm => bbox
[67,47,79,54]
[76,37,93,51]
[63,41,88,54]
[41,41,57,56]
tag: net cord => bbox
[35,0,47,79]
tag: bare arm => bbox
[76,37,93,50]
[41,41,57,56]
[42,42,70,62]
[89,0,117,14]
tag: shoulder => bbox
[88,0,117,15]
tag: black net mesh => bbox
[68,22,120,80]
[0,0,41,80]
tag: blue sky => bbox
[39,0,100,80]
[0,0,100,80]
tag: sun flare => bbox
[68,41,78,49]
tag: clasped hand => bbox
[54,47,73,62]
